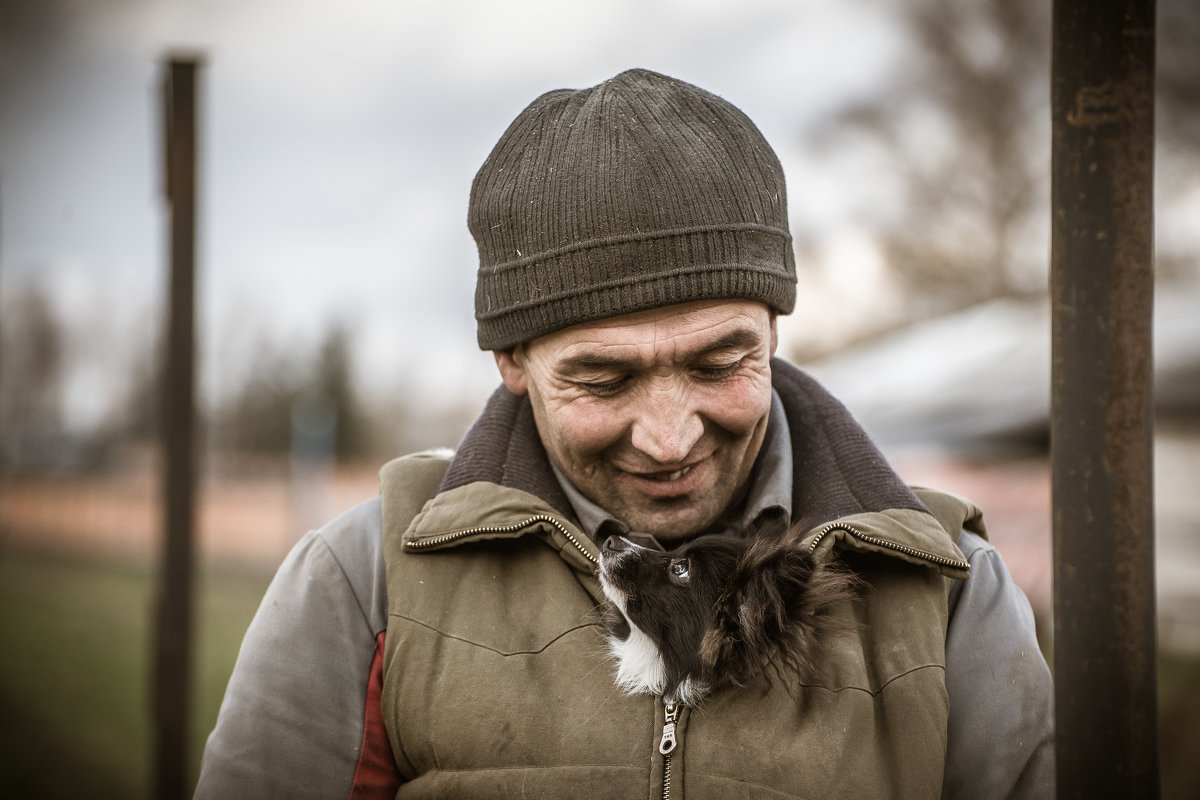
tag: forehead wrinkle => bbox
[554,323,766,375]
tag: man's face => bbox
[495,299,777,542]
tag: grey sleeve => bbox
[194,497,389,799]
[942,531,1055,800]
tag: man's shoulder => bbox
[300,495,387,634]
[302,449,455,634]
[955,528,994,560]
[314,495,383,553]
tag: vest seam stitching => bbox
[804,662,947,698]
[388,613,598,656]
[313,531,375,633]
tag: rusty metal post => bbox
[1051,0,1157,798]
[156,55,202,800]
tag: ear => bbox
[724,541,816,651]
[768,312,779,357]
[493,346,529,395]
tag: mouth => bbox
[645,465,693,482]
[623,458,707,497]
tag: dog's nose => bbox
[602,535,629,553]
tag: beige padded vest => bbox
[380,452,975,799]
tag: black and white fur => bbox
[598,519,856,706]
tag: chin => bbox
[627,512,711,543]
[621,494,726,542]
[597,517,858,706]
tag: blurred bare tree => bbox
[0,283,63,426]
[806,0,1050,311]
[211,335,310,458]
[113,326,162,444]
[1159,0,1200,150]
[1156,0,1200,278]
[210,322,371,462]
[806,0,1200,319]
[309,324,364,462]
[0,281,65,466]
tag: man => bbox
[196,68,1054,799]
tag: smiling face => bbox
[494,299,777,540]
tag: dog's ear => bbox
[697,537,797,683]
[700,536,857,688]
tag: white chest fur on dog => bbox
[598,546,711,706]
[596,572,662,689]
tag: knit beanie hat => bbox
[470,68,796,350]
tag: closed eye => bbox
[574,375,630,397]
[694,360,742,381]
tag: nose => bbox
[603,535,630,553]
[630,396,703,465]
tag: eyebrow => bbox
[556,326,765,374]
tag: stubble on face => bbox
[500,300,777,541]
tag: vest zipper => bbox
[659,700,681,800]
[808,521,971,571]
[404,513,600,567]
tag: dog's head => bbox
[598,520,855,706]
[599,532,747,704]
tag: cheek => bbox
[698,375,773,434]
[540,399,631,459]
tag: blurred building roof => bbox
[801,280,1200,456]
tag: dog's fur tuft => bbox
[598,517,857,706]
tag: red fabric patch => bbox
[350,632,402,799]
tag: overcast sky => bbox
[1,0,910,427]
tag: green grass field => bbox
[1,545,1198,798]
[0,547,271,799]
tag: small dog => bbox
[598,519,856,706]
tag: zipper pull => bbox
[659,701,680,755]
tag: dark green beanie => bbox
[470,68,796,350]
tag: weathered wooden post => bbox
[157,55,201,800]
[1051,0,1158,797]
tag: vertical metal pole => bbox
[157,56,201,800]
[1051,1,1157,798]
